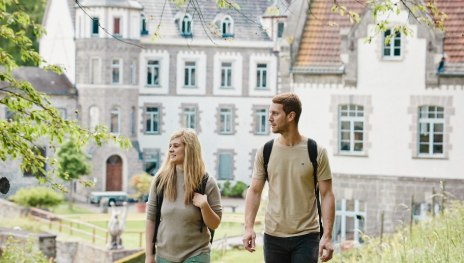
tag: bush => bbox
[130,172,153,202]
[0,236,50,263]
[220,181,248,198]
[10,186,63,209]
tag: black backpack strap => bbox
[153,178,163,254]
[196,173,215,244]
[263,139,274,182]
[308,138,323,238]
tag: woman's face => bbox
[169,137,185,165]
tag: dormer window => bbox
[181,15,192,37]
[141,14,148,35]
[113,17,121,36]
[383,29,401,58]
[222,16,233,37]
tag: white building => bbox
[281,0,464,243]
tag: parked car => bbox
[89,191,128,206]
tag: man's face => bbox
[269,103,289,134]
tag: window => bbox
[256,63,268,89]
[23,146,46,177]
[418,106,444,155]
[220,62,232,88]
[112,59,122,84]
[333,199,366,244]
[92,17,99,36]
[110,107,120,133]
[219,108,233,134]
[183,107,197,129]
[130,61,136,85]
[222,17,233,37]
[147,60,160,86]
[339,105,364,153]
[412,202,441,222]
[184,61,196,87]
[144,150,160,175]
[277,22,284,38]
[90,58,100,84]
[113,17,121,35]
[130,106,136,136]
[146,107,160,134]
[57,108,67,120]
[383,29,401,58]
[181,15,192,36]
[89,106,99,131]
[141,14,148,35]
[255,108,269,135]
[218,152,233,180]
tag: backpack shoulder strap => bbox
[196,173,215,244]
[263,139,274,182]
[307,138,324,238]
[153,177,163,254]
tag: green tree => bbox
[0,0,46,65]
[57,139,91,209]
[0,0,130,191]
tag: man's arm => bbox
[242,178,265,252]
[318,179,335,262]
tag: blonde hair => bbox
[154,129,206,204]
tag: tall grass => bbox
[335,202,464,263]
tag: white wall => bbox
[293,16,464,180]
[137,96,274,183]
[40,0,76,83]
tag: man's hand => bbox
[242,228,256,252]
[319,235,334,262]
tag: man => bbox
[243,92,335,262]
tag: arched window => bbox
[141,14,148,35]
[89,106,100,131]
[181,15,192,36]
[222,16,233,37]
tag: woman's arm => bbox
[145,219,156,263]
[192,193,221,229]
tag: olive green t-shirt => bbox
[253,137,332,237]
[146,170,222,262]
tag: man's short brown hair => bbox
[272,92,302,124]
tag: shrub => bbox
[10,186,63,209]
[220,181,248,198]
[0,236,50,263]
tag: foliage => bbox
[332,0,447,44]
[220,180,247,198]
[0,0,46,66]
[57,139,92,183]
[0,0,130,191]
[334,202,464,263]
[130,172,153,201]
[10,186,63,209]
[0,236,50,263]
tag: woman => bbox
[145,129,222,263]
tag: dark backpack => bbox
[263,138,323,238]
[153,173,214,254]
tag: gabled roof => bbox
[10,67,76,96]
[139,0,271,41]
[438,0,464,63]
[79,0,143,9]
[295,0,464,69]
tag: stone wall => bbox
[56,240,141,263]
[333,173,464,237]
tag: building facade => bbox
[38,0,282,200]
[280,0,464,244]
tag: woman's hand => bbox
[192,193,208,209]
[145,254,155,263]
